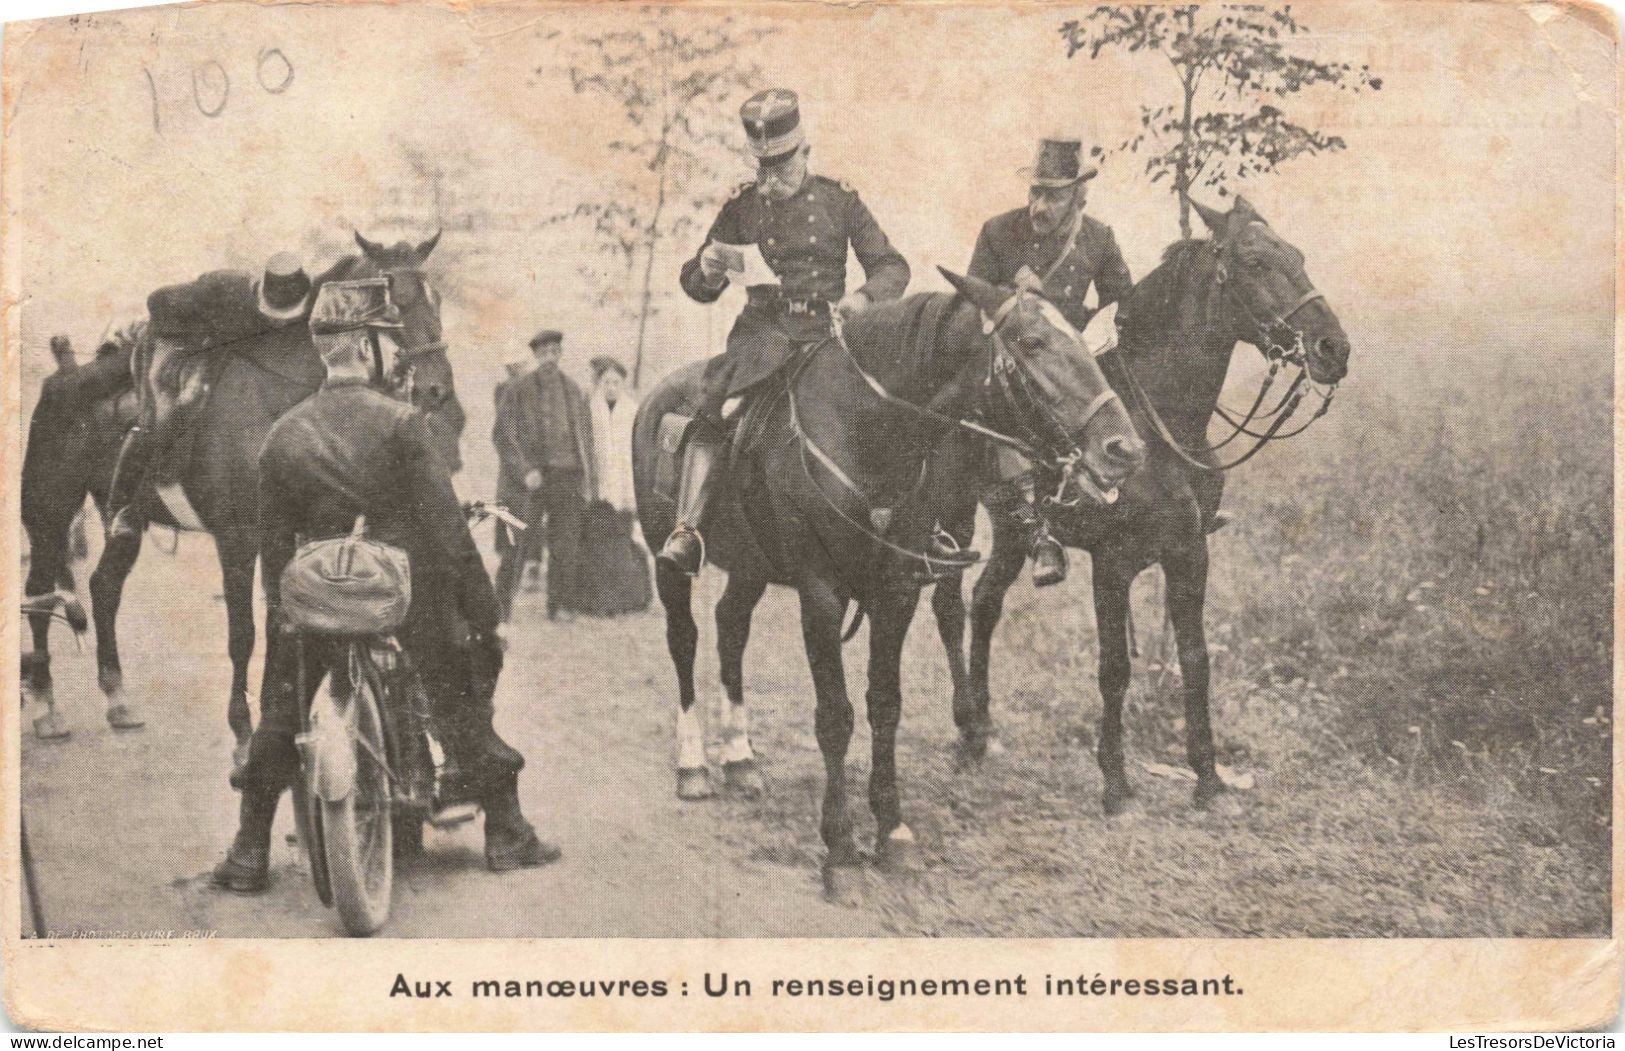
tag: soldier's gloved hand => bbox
[524,469,543,491]
[836,290,871,319]
[698,244,730,286]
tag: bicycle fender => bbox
[305,690,358,803]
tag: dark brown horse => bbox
[932,195,1351,813]
[21,233,461,751]
[633,270,1145,894]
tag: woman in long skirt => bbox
[565,355,651,616]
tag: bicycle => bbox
[289,500,524,936]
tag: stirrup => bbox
[108,505,145,540]
[926,527,980,566]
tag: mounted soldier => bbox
[656,88,924,576]
[965,136,1134,586]
[107,252,315,540]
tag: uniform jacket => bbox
[680,174,910,402]
[258,379,500,635]
[491,361,596,511]
[967,208,1133,332]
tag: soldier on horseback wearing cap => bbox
[107,252,315,540]
[215,279,558,894]
[657,88,931,576]
[963,137,1134,586]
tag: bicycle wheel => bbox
[321,653,394,936]
[291,778,332,907]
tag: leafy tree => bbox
[1060,5,1380,238]
[566,12,775,387]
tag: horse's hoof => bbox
[875,825,919,871]
[954,732,989,766]
[722,759,764,798]
[1102,785,1136,817]
[32,711,70,741]
[676,766,715,800]
[1193,776,1226,811]
[822,861,867,906]
[105,703,145,730]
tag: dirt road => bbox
[20,517,1610,939]
[20,535,879,939]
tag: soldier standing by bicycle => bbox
[213,279,560,894]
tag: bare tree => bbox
[567,11,775,387]
[1061,5,1380,238]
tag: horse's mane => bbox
[1119,239,1219,347]
[840,291,977,390]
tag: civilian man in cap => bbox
[216,279,558,892]
[492,329,595,622]
[657,88,914,576]
[108,252,316,539]
[960,136,1134,587]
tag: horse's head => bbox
[1189,195,1350,385]
[353,229,444,356]
[940,268,1145,503]
[351,229,465,471]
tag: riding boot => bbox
[987,479,1067,588]
[482,775,562,872]
[211,787,280,893]
[657,429,722,577]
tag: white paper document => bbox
[705,240,780,288]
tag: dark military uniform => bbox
[967,208,1133,331]
[679,175,910,417]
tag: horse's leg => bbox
[931,572,973,744]
[1093,558,1136,815]
[868,584,920,868]
[23,542,68,741]
[1164,540,1223,808]
[216,532,258,770]
[963,518,1026,759]
[716,573,767,797]
[657,563,711,800]
[799,576,861,899]
[88,525,146,729]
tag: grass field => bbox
[699,344,1613,937]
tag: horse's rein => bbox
[1109,264,1336,475]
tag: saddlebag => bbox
[280,516,411,636]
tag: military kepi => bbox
[740,89,804,164]
[1021,137,1097,187]
[308,278,403,336]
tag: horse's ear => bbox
[1230,195,1262,229]
[1185,195,1228,237]
[354,230,386,258]
[938,267,1011,317]
[415,229,442,261]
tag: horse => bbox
[931,195,1352,814]
[633,269,1146,895]
[20,232,461,752]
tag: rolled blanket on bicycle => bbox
[280,517,412,636]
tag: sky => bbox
[4,0,1615,485]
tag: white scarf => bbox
[590,384,639,514]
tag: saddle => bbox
[652,365,794,507]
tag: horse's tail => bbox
[841,599,866,643]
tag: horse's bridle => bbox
[1109,248,1337,475]
[785,290,1122,570]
